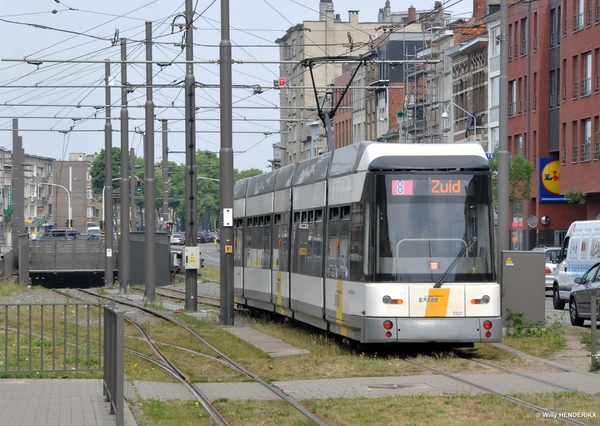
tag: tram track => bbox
[54,288,327,426]
[403,355,599,425]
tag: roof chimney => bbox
[319,0,334,21]
[408,5,417,22]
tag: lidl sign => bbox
[539,158,567,202]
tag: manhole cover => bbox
[368,384,410,389]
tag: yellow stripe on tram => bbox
[424,288,450,317]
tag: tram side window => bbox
[234,218,243,267]
[272,213,290,272]
[245,218,252,267]
[349,202,364,281]
[263,215,271,269]
[245,215,271,269]
[291,209,323,277]
[327,206,350,280]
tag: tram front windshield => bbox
[375,173,494,283]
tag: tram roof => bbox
[235,141,489,199]
[330,141,490,174]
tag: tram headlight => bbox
[382,295,403,305]
[471,295,490,305]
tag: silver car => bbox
[569,261,600,326]
[531,245,561,292]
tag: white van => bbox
[552,220,600,309]
[87,226,101,235]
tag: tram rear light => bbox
[483,320,493,330]
[485,331,492,338]
[428,261,440,270]
[385,331,392,338]
[383,320,393,330]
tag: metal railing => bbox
[1,302,124,426]
[582,78,591,96]
[1,302,103,373]
[104,303,124,426]
[574,13,584,31]
[581,142,591,161]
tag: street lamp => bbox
[442,102,477,143]
[38,183,71,228]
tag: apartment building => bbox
[275,3,381,166]
[499,0,600,247]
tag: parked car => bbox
[569,261,600,326]
[531,245,561,292]
[171,233,185,245]
[552,220,600,310]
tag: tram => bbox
[233,141,502,344]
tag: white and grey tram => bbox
[233,141,502,344]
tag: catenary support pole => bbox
[162,120,169,228]
[104,60,114,287]
[220,0,234,325]
[498,0,510,287]
[119,38,130,294]
[184,0,198,311]
[130,148,135,232]
[144,21,156,301]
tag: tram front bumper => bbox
[362,316,503,344]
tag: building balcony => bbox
[581,143,591,161]
[582,78,592,96]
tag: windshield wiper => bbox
[433,237,477,288]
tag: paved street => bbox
[544,294,570,326]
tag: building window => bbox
[582,118,592,161]
[582,52,592,96]
[509,81,516,116]
[549,69,558,108]
[550,8,558,47]
[521,18,528,55]
[491,77,500,107]
[491,26,501,57]
[491,127,500,152]
[572,121,578,162]
[575,0,585,31]
[515,134,523,155]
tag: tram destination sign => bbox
[391,179,466,196]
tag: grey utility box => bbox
[501,250,545,327]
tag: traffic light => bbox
[166,222,173,235]
[136,180,142,193]
[100,220,105,231]
[67,219,73,228]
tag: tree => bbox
[89,148,122,195]
[488,152,535,214]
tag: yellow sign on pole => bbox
[225,245,232,253]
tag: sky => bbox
[0,0,473,173]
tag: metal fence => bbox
[30,240,117,272]
[104,303,124,426]
[0,301,124,426]
[1,302,104,373]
